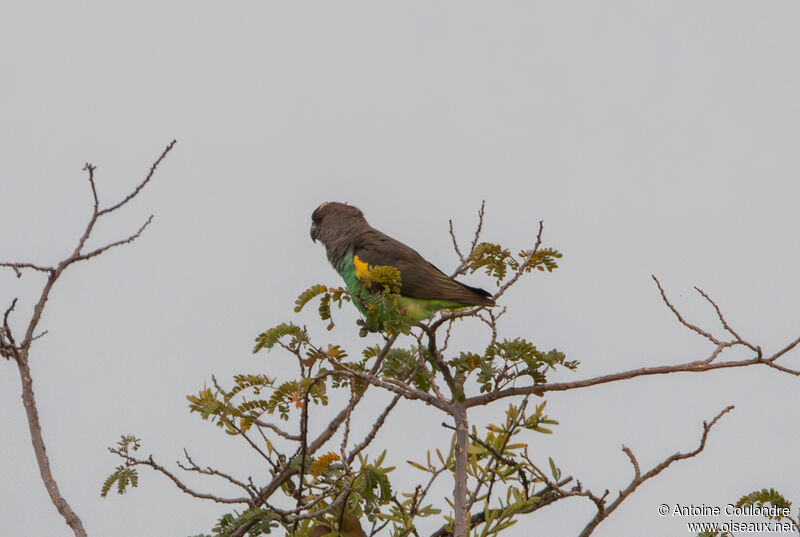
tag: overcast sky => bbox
[1,2,799,536]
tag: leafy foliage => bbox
[103,208,633,537]
[293,285,352,331]
[694,488,794,537]
[382,347,431,393]
[737,488,792,519]
[294,285,330,312]
[267,378,328,420]
[310,452,340,477]
[467,242,563,285]
[101,435,141,497]
[253,323,308,353]
[449,338,576,394]
[210,509,276,537]
[186,370,330,435]
[362,265,403,296]
[403,401,563,537]
[353,265,415,336]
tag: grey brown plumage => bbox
[310,202,494,307]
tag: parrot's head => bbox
[310,202,366,246]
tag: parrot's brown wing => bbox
[354,231,494,306]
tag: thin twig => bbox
[255,419,301,441]
[449,201,486,277]
[440,423,516,468]
[652,276,720,344]
[111,450,251,506]
[98,139,177,216]
[576,406,735,537]
[464,353,799,407]
[1,299,19,360]
[83,163,99,212]
[694,286,759,354]
[73,215,154,263]
[178,449,258,501]
[768,335,800,364]
[449,220,466,265]
[347,393,402,464]
[492,220,544,303]
[428,477,574,537]
[418,323,456,394]
[0,262,54,276]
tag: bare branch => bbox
[347,393,402,464]
[1,298,19,361]
[764,360,800,377]
[294,373,321,513]
[415,346,448,403]
[17,358,88,536]
[98,139,177,216]
[477,307,505,347]
[768,335,800,364]
[577,406,734,537]
[449,200,486,277]
[430,305,486,331]
[465,354,789,407]
[419,323,456,395]
[693,286,759,353]
[326,350,449,411]
[111,450,252,506]
[83,162,99,214]
[466,280,800,408]
[492,220,544,302]
[652,275,720,344]
[2,141,176,537]
[621,445,640,481]
[469,201,486,254]
[255,419,301,441]
[72,163,102,257]
[177,449,258,501]
[449,220,466,265]
[0,262,54,277]
[73,215,154,263]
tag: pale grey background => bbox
[1,2,798,536]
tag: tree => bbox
[103,202,800,537]
[0,141,176,537]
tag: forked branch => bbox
[1,141,176,537]
[576,405,734,537]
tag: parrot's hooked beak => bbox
[310,222,318,243]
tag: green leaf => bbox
[253,323,307,353]
[294,284,329,313]
[101,466,139,497]
[736,488,791,519]
[548,457,561,481]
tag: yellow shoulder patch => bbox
[353,255,370,279]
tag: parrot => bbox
[310,202,494,324]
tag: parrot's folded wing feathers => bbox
[355,232,494,306]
